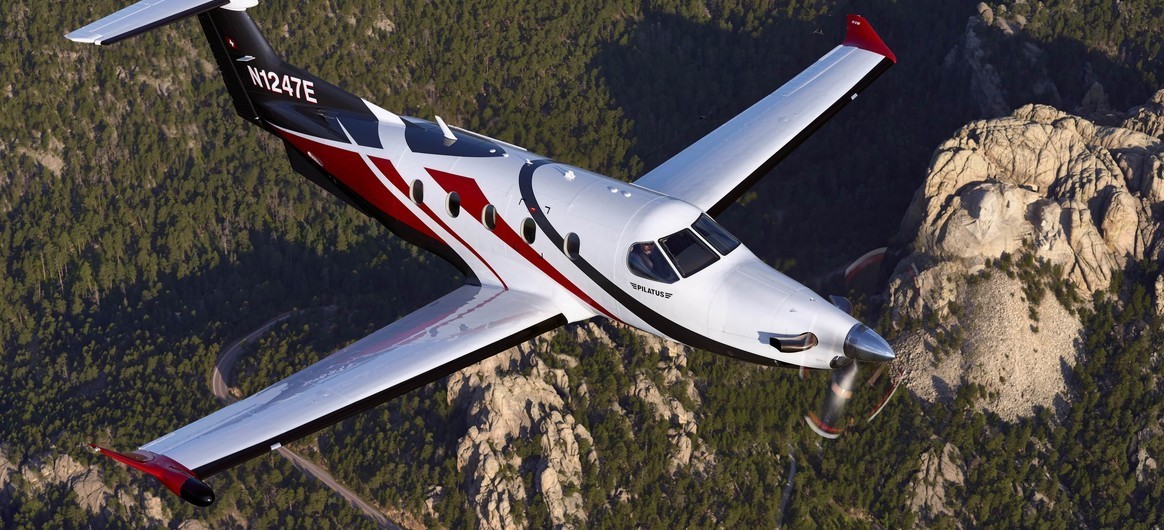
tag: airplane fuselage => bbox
[274,103,862,370]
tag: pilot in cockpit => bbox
[629,242,679,283]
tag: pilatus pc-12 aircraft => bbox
[69,0,900,506]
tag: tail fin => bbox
[69,0,377,130]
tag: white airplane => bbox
[68,0,899,506]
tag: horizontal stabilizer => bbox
[67,0,235,45]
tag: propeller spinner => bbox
[804,296,903,439]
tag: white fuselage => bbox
[274,105,861,369]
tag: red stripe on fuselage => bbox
[427,168,616,319]
[276,131,442,243]
[368,156,506,288]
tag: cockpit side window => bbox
[627,241,679,284]
[660,229,719,277]
[692,213,740,255]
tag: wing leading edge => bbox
[93,285,564,502]
[632,15,896,215]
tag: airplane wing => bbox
[91,284,564,505]
[632,15,896,215]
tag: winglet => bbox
[88,444,216,506]
[842,15,896,64]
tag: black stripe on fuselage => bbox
[517,160,792,368]
[193,313,566,478]
[707,57,895,216]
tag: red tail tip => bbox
[842,15,896,64]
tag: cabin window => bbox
[446,192,461,217]
[563,233,580,260]
[409,179,424,205]
[691,213,740,255]
[521,218,537,243]
[482,204,497,230]
[660,229,719,277]
[627,241,679,284]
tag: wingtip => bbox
[842,14,896,64]
[88,445,216,507]
[65,31,103,45]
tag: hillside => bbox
[2,0,1163,528]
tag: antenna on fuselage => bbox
[435,115,458,145]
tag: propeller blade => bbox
[805,361,860,439]
[829,295,853,315]
[865,365,906,422]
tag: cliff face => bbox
[445,322,709,529]
[0,448,203,528]
[887,89,1164,419]
[447,336,597,529]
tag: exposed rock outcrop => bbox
[897,101,1164,295]
[895,273,1081,421]
[1122,90,1164,138]
[449,334,596,529]
[889,91,1164,419]
[447,322,709,528]
[0,448,207,528]
[1131,424,1161,484]
[944,7,1062,117]
[631,375,710,474]
[909,442,966,522]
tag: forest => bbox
[2,0,1162,527]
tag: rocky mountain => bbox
[0,448,212,529]
[945,2,1161,120]
[887,89,1164,421]
[444,322,708,529]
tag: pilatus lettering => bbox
[246,65,318,103]
[630,282,673,299]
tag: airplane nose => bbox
[843,324,895,363]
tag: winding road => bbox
[212,311,400,529]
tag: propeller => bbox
[803,296,904,439]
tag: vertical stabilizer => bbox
[68,0,378,131]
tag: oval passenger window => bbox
[482,204,497,230]
[446,192,461,217]
[521,218,537,243]
[409,179,424,204]
[564,233,580,260]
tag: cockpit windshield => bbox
[628,241,679,283]
[626,216,732,283]
[691,213,740,255]
[659,229,719,277]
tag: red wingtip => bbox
[89,444,216,506]
[842,15,896,64]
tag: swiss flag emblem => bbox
[226,37,237,49]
